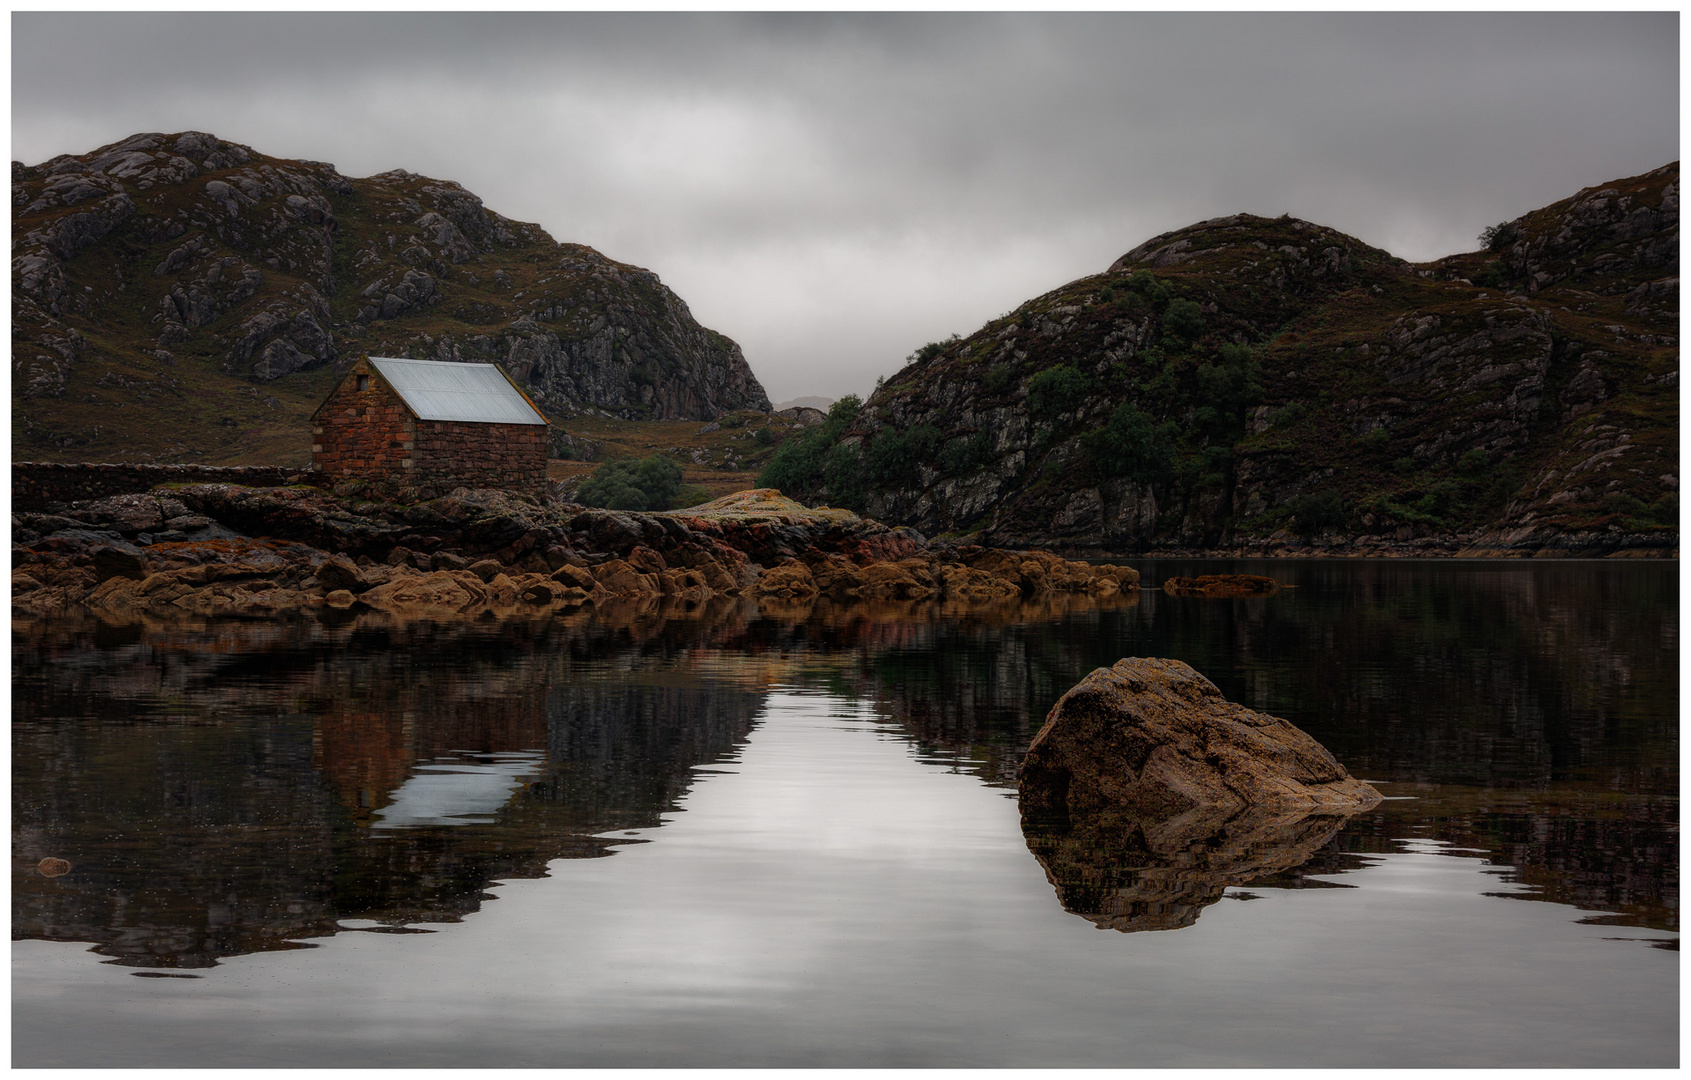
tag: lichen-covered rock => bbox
[1019,657,1381,816]
[753,559,818,600]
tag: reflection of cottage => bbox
[311,356,548,491]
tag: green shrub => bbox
[938,429,996,475]
[1479,221,1519,251]
[868,423,943,489]
[822,443,866,512]
[673,483,713,510]
[752,426,777,447]
[1474,261,1510,289]
[1126,270,1168,306]
[905,334,960,366]
[1413,479,1464,520]
[1162,298,1206,342]
[577,454,684,511]
[983,363,1016,396]
[1027,364,1091,421]
[1605,491,1678,529]
[1081,402,1174,482]
[1195,343,1262,414]
[1285,489,1346,536]
[1457,448,1488,475]
[755,395,863,501]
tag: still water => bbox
[12,560,1678,1067]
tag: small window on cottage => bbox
[356,374,370,392]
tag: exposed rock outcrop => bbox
[1019,657,1381,817]
[12,485,1137,620]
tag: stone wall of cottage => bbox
[311,368,416,481]
[413,421,548,493]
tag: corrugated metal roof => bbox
[368,358,547,426]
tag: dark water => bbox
[12,560,1678,1067]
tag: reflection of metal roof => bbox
[371,751,548,830]
[368,357,547,425]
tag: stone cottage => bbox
[311,356,549,492]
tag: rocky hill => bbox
[12,131,770,464]
[774,163,1678,555]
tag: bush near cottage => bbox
[576,454,684,511]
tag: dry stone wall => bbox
[13,462,307,512]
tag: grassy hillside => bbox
[757,163,1678,553]
[13,131,769,466]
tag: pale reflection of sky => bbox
[12,692,1678,1068]
[370,752,548,830]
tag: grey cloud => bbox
[12,13,1677,401]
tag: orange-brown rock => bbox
[1019,657,1381,817]
[936,563,1022,602]
[1161,574,1280,597]
[856,559,935,600]
[358,570,483,613]
[753,559,818,600]
[591,559,659,599]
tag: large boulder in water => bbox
[1019,657,1381,817]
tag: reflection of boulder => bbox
[1019,658,1381,817]
[1022,803,1357,932]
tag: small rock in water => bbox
[1019,657,1380,816]
[37,857,71,877]
[1161,574,1281,597]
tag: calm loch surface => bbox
[12,560,1677,1067]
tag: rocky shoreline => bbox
[12,485,1139,619]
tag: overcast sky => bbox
[12,12,1679,403]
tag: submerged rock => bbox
[1019,657,1381,817]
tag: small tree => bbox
[1479,221,1519,252]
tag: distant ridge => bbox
[773,396,835,412]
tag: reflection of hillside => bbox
[1022,805,1362,932]
[12,612,767,968]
